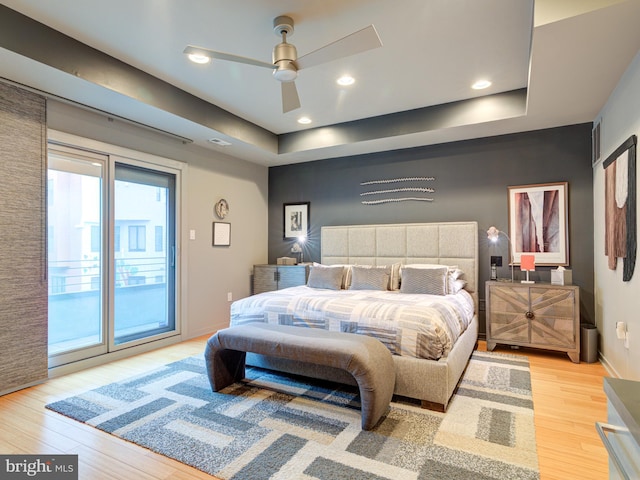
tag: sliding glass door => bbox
[47,146,106,360]
[48,144,179,367]
[113,163,176,345]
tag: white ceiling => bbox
[1,0,640,166]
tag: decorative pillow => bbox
[307,265,344,290]
[349,266,390,291]
[403,263,456,270]
[400,266,448,295]
[402,264,464,294]
[351,263,400,290]
[313,262,352,289]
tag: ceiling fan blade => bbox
[281,81,301,113]
[295,25,382,70]
[184,45,276,70]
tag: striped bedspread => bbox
[229,286,475,360]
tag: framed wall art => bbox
[508,182,569,266]
[212,222,231,246]
[283,202,309,239]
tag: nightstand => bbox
[252,264,308,294]
[485,281,580,363]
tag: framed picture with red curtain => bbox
[508,182,569,266]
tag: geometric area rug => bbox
[46,350,539,480]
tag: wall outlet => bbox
[616,321,626,340]
[189,229,196,240]
[227,292,232,302]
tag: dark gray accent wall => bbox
[268,123,594,333]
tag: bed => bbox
[230,221,479,411]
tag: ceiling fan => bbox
[183,15,382,113]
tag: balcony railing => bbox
[48,256,168,294]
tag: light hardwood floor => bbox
[478,341,610,480]
[0,336,610,479]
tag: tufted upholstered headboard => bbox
[321,221,479,306]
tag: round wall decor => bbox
[215,198,229,219]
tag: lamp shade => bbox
[487,226,500,241]
[486,226,514,282]
[521,254,535,271]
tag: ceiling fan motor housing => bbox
[272,20,298,82]
[273,15,294,37]
[272,42,297,65]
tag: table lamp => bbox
[487,226,514,282]
[290,236,306,263]
[520,254,535,283]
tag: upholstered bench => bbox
[204,323,395,430]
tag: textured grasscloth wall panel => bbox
[0,82,48,394]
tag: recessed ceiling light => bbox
[472,79,492,90]
[337,75,355,86]
[297,117,312,125]
[188,53,211,64]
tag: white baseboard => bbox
[598,353,620,378]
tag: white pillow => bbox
[449,278,467,294]
[448,268,464,280]
[447,268,465,294]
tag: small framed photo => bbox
[212,222,231,246]
[508,182,569,266]
[283,202,309,239]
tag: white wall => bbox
[594,48,640,380]
[48,101,269,340]
[183,154,268,337]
